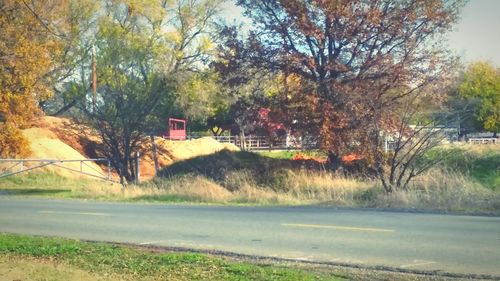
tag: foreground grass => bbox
[0,233,344,281]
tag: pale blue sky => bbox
[221,0,500,65]
[447,0,500,65]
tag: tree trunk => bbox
[128,157,136,182]
[327,151,341,171]
[118,160,127,187]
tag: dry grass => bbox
[364,169,500,213]
[1,144,499,214]
[0,170,372,206]
[283,170,373,204]
[145,169,374,206]
[1,168,499,214]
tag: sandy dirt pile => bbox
[21,116,239,180]
[157,137,239,161]
[139,137,239,179]
[20,127,106,179]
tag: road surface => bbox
[0,197,499,276]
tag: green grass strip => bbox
[0,233,345,281]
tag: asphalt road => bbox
[0,197,499,276]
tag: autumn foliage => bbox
[234,0,463,188]
[0,0,67,157]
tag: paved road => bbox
[0,197,499,276]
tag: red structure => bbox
[164,118,186,140]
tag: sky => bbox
[220,0,500,66]
[447,0,500,65]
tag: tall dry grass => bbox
[2,166,499,214]
[365,169,500,213]
[145,169,374,205]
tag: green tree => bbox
[458,61,500,136]
[61,0,222,183]
[43,0,101,116]
[87,13,173,183]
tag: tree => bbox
[85,19,173,183]
[371,90,453,192]
[236,0,463,164]
[458,61,500,136]
[174,71,221,123]
[42,0,101,116]
[0,0,74,157]
[60,0,222,184]
[210,25,284,140]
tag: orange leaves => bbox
[291,153,327,164]
[0,0,60,124]
[0,123,31,158]
[341,153,364,165]
[0,0,68,157]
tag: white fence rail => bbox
[210,135,318,151]
[0,158,113,181]
[467,138,499,144]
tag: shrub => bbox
[0,123,30,158]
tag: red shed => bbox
[164,118,186,140]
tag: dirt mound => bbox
[22,116,239,180]
[157,137,239,161]
[33,116,101,159]
[139,137,239,179]
[21,128,106,179]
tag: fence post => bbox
[107,159,111,180]
[134,152,140,185]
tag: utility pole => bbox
[91,45,97,113]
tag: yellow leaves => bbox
[199,35,215,53]
[0,123,31,158]
[179,5,196,29]
[0,0,71,157]
[1,21,48,125]
[175,50,185,60]
[124,0,167,22]
[165,30,183,45]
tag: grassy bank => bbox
[0,145,499,214]
[0,233,345,281]
[426,144,500,190]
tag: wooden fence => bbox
[467,138,499,144]
[210,135,318,151]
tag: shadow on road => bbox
[0,188,70,196]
